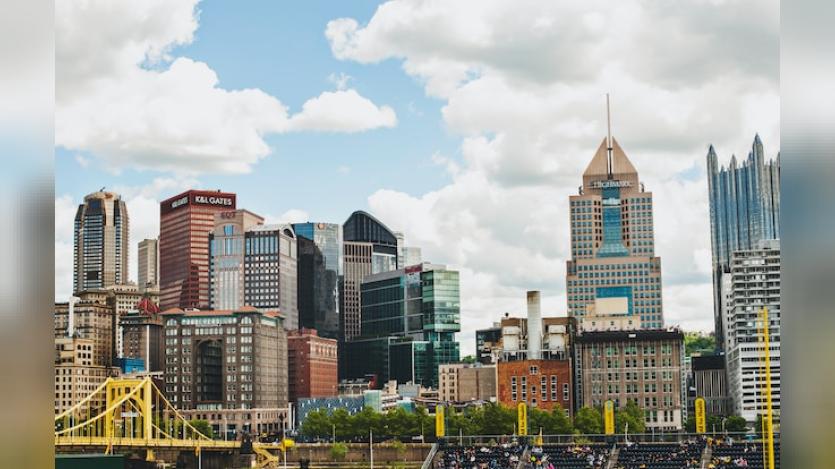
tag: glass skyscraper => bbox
[293,222,342,339]
[565,137,664,328]
[73,190,129,294]
[343,263,460,388]
[706,135,780,348]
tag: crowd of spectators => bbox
[439,442,525,469]
[525,444,611,468]
[615,439,706,469]
[709,439,780,468]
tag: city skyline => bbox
[54,0,780,356]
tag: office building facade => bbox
[341,211,399,341]
[722,239,781,422]
[343,263,461,388]
[138,238,159,293]
[159,189,236,311]
[293,222,342,339]
[707,135,780,348]
[565,137,664,328]
[73,191,129,293]
[287,328,338,402]
[209,209,299,329]
[161,306,288,411]
[106,283,143,358]
[574,329,686,430]
[121,296,164,373]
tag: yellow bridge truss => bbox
[54,377,281,467]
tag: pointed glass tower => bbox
[706,135,780,348]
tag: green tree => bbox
[189,420,214,439]
[300,408,332,439]
[446,407,476,437]
[615,400,645,434]
[549,405,574,434]
[528,407,550,437]
[684,332,717,356]
[331,407,352,440]
[725,415,748,433]
[573,406,602,435]
[330,442,348,461]
[414,405,433,440]
[384,407,416,438]
[479,403,515,435]
[461,355,477,364]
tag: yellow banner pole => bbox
[435,405,445,438]
[762,307,775,469]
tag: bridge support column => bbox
[146,449,155,462]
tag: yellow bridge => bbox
[55,377,285,467]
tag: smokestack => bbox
[527,291,542,360]
[68,296,80,337]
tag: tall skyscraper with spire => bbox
[706,134,780,348]
[566,129,664,328]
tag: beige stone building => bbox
[439,364,497,403]
[54,292,116,368]
[574,329,685,430]
[138,238,159,293]
[54,337,116,415]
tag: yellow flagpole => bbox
[761,307,775,469]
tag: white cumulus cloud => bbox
[288,89,397,133]
[56,0,396,175]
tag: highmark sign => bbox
[591,180,631,189]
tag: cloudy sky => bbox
[55,0,779,355]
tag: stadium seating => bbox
[615,441,705,469]
[534,444,611,468]
[710,440,780,469]
[439,443,524,469]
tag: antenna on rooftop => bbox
[606,93,613,180]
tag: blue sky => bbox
[56,0,459,223]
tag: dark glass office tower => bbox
[73,191,129,294]
[293,222,342,339]
[341,211,399,341]
[343,263,460,388]
[706,135,780,348]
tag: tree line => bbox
[299,401,651,441]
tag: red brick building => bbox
[287,328,338,402]
[159,189,236,311]
[496,359,573,415]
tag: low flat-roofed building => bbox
[439,363,497,403]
